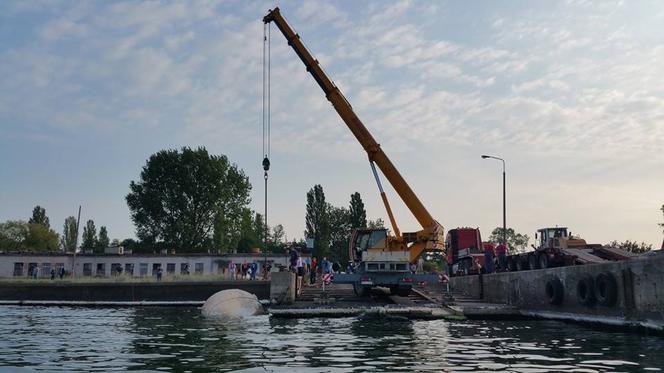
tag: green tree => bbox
[236,208,258,253]
[0,220,28,250]
[348,192,367,229]
[126,147,251,252]
[305,184,330,259]
[61,216,78,252]
[252,212,266,250]
[23,224,60,251]
[29,205,50,228]
[367,218,385,229]
[121,238,149,253]
[607,240,652,254]
[82,219,97,249]
[269,224,287,253]
[212,210,242,253]
[97,226,110,252]
[328,205,351,264]
[489,227,530,253]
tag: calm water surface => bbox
[0,306,662,372]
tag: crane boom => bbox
[264,8,435,229]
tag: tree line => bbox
[304,185,384,263]
[2,148,663,254]
[0,206,112,253]
[123,147,383,255]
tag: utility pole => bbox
[482,155,507,246]
[72,205,81,278]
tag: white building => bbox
[0,252,304,278]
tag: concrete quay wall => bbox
[449,252,664,330]
[0,280,270,303]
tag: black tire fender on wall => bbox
[576,276,596,307]
[595,272,618,307]
[545,276,564,305]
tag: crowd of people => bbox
[227,260,262,280]
[477,242,508,274]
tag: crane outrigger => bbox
[264,8,443,295]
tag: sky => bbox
[1,0,663,248]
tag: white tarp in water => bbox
[201,289,263,319]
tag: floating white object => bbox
[201,289,264,319]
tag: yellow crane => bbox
[264,8,444,295]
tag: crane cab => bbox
[349,228,410,272]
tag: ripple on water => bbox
[0,306,661,371]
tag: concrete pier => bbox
[449,252,664,330]
[0,280,270,303]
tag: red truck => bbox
[447,226,634,275]
[446,227,485,276]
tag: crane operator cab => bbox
[351,229,387,260]
[349,228,410,272]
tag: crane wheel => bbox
[595,272,618,307]
[576,276,596,307]
[539,253,550,269]
[528,254,540,270]
[353,282,370,297]
[515,259,525,271]
[508,258,517,272]
[545,277,564,305]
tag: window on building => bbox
[152,263,161,276]
[180,263,190,275]
[83,263,92,276]
[111,263,122,276]
[125,263,134,276]
[96,263,105,276]
[195,262,204,274]
[139,263,148,276]
[166,263,175,274]
[13,263,24,277]
[55,263,64,272]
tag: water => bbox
[0,306,661,372]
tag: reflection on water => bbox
[0,306,661,372]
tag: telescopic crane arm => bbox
[264,8,444,259]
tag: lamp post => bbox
[481,155,506,247]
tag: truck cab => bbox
[446,228,483,276]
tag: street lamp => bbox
[481,155,506,247]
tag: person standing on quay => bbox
[484,242,495,274]
[250,262,258,280]
[58,266,65,279]
[310,257,317,284]
[496,242,508,271]
[156,267,163,282]
[229,260,236,280]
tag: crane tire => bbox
[545,277,564,305]
[353,282,370,297]
[528,254,540,270]
[516,259,525,271]
[595,272,618,307]
[576,276,596,307]
[508,258,517,272]
[396,286,411,297]
[539,253,550,269]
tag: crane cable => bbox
[262,23,271,259]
